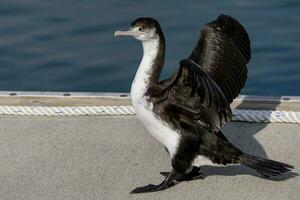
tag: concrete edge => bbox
[0,91,131,98]
[0,91,299,111]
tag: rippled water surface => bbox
[0,0,299,95]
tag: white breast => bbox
[130,38,180,158]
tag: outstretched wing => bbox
[189,15,251,103]
[164,59,231,132]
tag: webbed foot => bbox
[130,169,177,194]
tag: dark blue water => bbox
[0,0,299,95]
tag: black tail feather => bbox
[241,154,294,178]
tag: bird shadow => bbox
[199,96,298,181]
[223,96,281,158]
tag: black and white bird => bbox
[114,15,294,193]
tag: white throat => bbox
[133,38,160,90]
[130,38,180,159]
[130,38,160,103]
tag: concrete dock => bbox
[0,93,299,200]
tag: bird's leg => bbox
[177,166,205,181]
[160,166,205,181]
[130,169,178,194]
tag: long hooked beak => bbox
[114,28,138,37]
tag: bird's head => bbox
[114,17,162,42]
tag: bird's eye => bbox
[139,27,144,31]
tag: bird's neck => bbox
[135,36,165,88]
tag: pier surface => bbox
[0,93,299,200]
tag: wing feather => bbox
[189,14,251,103]
[156,15,250,132]
[167,58,232,131]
